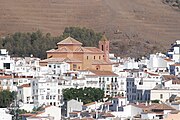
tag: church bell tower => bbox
[99,35,110,62]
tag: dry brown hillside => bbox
[0,0,180,57]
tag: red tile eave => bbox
[171,64,180,66]
[67,61,82,63]
[0,75,12,79]
[92,63,112,65]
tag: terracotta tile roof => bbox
[104,102,112,105]
[71,118,95,120]
[81,118,95,120]
[145,71,159,76]
[57,37,82,45]
[85,74,98,77]
[74,47,91,52]
[83,102,96,107]
[0,75,12,79]
[113,96,126,99]
[151,103,175,110]
[90,70,118,76]
[171,63,180,66]
[65,57,82,63]
[19,113,34,117]
[69,111,81,114]
[102,113,115,117]
[164,58,173,62]
[130,103,157,109]
[40,58,66,63]
[162,75,179,81]
[18,83,30,88]
[50,46,72,52]
[46,49,56,52]
[83,47,104,53]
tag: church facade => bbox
[40,36,112,71]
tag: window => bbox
[160,94,163,99]
[46,95,49,100]
[53,95,56,100]
[3,63,10,69]
[87,56,88,60]
[94,56,95,59]
[49,65,51,68]
[99,56,101,59]
[111,78,113,82]
[73,64,77,68]
[115,78,117,82]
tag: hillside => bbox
[0,0,180,57]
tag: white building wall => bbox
[151,89,180,102]
[123,105,142,118]
[37,106,61,120]
[0,108,12,120]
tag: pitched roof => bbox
[0,75,12,79]
[57,36,82,45]
[101,113,115,117]
[90,70,118,76]
[40,58,66,63]
[100,35,108,41]
[18,83,30,88]
[151,103,175,110]
[171,63,180,66]
[83,47,104,53]
[75,47,91,52]
[130,103,157,109]
[65,57,82,63]
[162,75,179,81]
[40,57,82,63]
[145,71,159,76]
[164,58,173,62]
[113,96,126,99]
[83,102,96,107]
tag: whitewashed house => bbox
[26,105,61,120]
[17,83,33,104]
[0,49,14,73]
[0,108,12,120]
[31,76,63,107]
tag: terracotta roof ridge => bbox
[57,36,82,45]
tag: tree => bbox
[0,27,102,59]
[61,27,102,47]
[63,87,104,104]
[0,90,15,108]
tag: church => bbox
[40,35,112,71]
